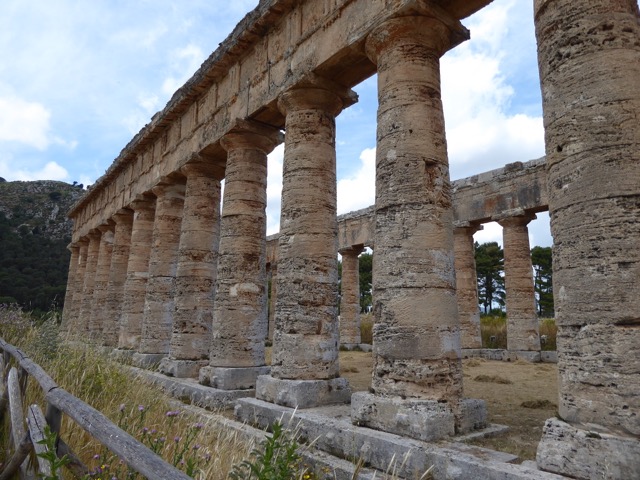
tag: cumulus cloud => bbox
[337,148,375,214]
[0,159,68,182]
[0,97,52,150]
[161,44,206,96]
[441,0,545,180]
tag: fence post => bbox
[27,405,52,477]
[7,367,35,479]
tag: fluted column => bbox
[199,120,282,390]
[453,222,483,350]
[535,1,640,477]
[116,197,156,353]
[60,243,80,333]
[134,179,185,366]
[256,80,356,408]
[88,223,115,344]
[77,230,101,340]
[339,245,364,347]
[497,213,540,357]
[351,14,486,442]
[103,209,133,348]
[159,162,222,378]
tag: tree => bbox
[358,252,372,312]
[531,246,554,317]
[474,241,505,314]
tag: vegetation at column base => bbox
[480,314,557,351]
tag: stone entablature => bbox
[68,0,494,242]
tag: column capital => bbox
[453,221,484,236]
[339,245,365,257]
[87,229,102,240]
[151,178,186,199]
[496,212,537,228]
[129,195,156,212]
[277,74,357,117]
[67,242,80,253]
[180,159,225,180]
[96,221,115,234]
[221,118,284,155]
[365,15,468,63]
[112,208,134,225]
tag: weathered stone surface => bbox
[269,81,355,384]
[137,180,185,360]
[88,224,115,344]
[205,120,282,384]
[255,375,351,409]
[537,418,640,479]
[497,213,540,352]
[161,162,222,378]
[453,223,482,349]
[199,366,270,390]
[118,197,155,351]
[60,243,80,333]
[365,14,467,402]
[77,231,101,338]
[534,0,640,477]
[338,246,364,346]
[102,209,133,347]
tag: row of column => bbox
[61,2,639,477]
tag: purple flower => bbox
[138,405,145,412]
[194,422,204,429]
[174,436,181,443]
[93,454,100,460]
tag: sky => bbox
[0,0,552,247]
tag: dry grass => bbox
[473,374,513,385]
[360,313,373,344]
[1,306,254,479]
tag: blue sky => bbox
[0,0,552,246]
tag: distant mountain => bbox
[0,179,85,314]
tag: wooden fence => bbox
[0,338,191,479]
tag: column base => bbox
[199,366,271,390]
[131,352,167,368]
[256,375,351,408]
[351,392,487,442]
[109,348,135,362]
[158,358,209,378]
[537,418,640,479]
[339,343,373,352]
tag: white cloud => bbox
[266,144,284,235]
[0,97,52,149]
[0,159,68,181]
[441,0,545,179]
[337,148,375,214]
[162,44,206,96]
[474,222,503,246]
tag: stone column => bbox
[453,222,483,350]
[350,15,486,442]
[67,238,89,337]
[339,245,364,347]
[160,162,222,378]
[77,230,101,340]
[534,1,640,477]
[60,243,80,334]
[267,263,276,342]
[103,209,133,348]
[116,197,156,353]
[133,179,185,366]
[256,79,356,408]
[199,120,282,390]
[497,213,540,359]
[88,224,115,344]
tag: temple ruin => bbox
[62,0,640,478]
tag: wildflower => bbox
[166,410,180,417]
[194,422,204,429]
[138,405,145,412]
[174,436,181,443]
[119,403,125,412]
[193,444,201,451]
[142,427,149,433]
[93,454,100,460]
[151,429,157,434]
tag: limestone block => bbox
[255,375,351,409]
[199,366,270,391]
[537,418,640,479]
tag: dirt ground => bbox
[339,351,558,461]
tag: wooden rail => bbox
[0,338,191,480]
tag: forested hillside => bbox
[0,179,84,314]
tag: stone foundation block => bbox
[159,358,209,378]
[537,418,640,480]
[339,343,373,352]
[510,351,541,363]
[131,352,166,368]
[255,375,351,408]
[199,366,270,390]
[540,351,557,363]
[351,393,487,442]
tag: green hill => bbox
[0,179,84,314]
